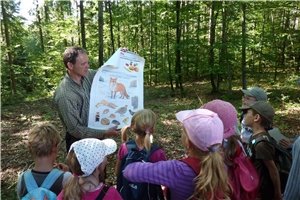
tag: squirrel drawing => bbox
[109,77,130,99]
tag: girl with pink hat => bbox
[123,108,232,200]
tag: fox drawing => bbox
[109,77,130,99]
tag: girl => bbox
[203,99,259,200]
[115,109,167,175]
[57,138,122,200]
[123,108,232,200]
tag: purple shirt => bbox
[123,159,197,200]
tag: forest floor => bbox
[1,81,300,199]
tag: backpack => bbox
[117,140,164,200]
[229,140,259,200]
[254,134,293,193]
[22,168,63,200]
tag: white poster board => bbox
[88,48,145,130]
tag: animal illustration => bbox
[131,96,138,109]
[115,105,127,116]
[101,118,110,125]
[129,110,136,116]
[109,77,130,99]
[112,120,120,126]
[129,80,137,88]
[109,114,116,118]
[103,109,109,114]
[123,117,129,124]
[96,100,117,109]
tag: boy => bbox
[240,86,268,143]
[17,123,72,199]
[241,101,282,200]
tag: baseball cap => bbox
[203,100,237,139]
[240,101,275,124]
[69,138,117,177]
[241,86,267,101]
[176,109,223,151]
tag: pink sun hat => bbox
[203,99,237,139]
[176,109,223,151]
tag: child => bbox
[241,101,282,200]
[115,109,167,175]
[123,109,232,200]
[203,100,242,163]
[203,100,259,200]
[240,86,268,143]
[17,123,72,199]
[283,136,300,199]
[57,138,122,200]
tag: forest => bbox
[1,0,300,199]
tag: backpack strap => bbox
[125,140,160,157]
[24,170,39,192]
[23,168,63,192]
[96,185,110,200]
[179,157,201,174]
[40,168,63,189]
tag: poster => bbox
[88,48,145,130]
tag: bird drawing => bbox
[129,109,136,116]
[115,105,127,116]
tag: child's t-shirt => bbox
[16,169,72,199]
[117,142,167,162]
[57,184,123,200]
[248,132,276,199]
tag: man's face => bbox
[70,52,89,77]
[243,109,255,127]
[242,94,257,106]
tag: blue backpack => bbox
[22,168,63,200]
[116,140,164,200]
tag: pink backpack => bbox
[229,140,259,200]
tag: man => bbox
[54,46,119,152]
[240,86,268,143]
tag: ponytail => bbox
[63,176,82,200]
[189,145,232,200]
[121,126,130,143]
[144,130,152,151]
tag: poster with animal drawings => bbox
[88,48,145,130]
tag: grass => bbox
[1,78,300,199]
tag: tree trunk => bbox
[209,2,217,93]
[149,1,153,86]
[241,3,247,89]
[98,0,104,66]
[175,1,184,96]
[108,1,115,53]
[80,0,86,50]
[1,1,17,95]
[220,2,232,94]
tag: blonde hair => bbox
[121,109,156,151]
[27,123,61,158]
[62,150,105,200]
[183,130,232,200]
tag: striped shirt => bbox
[283,137,300,200]
[123,159,197,200]
[53,69,105,139]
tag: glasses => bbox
[242,96,256,101]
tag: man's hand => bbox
[104,125,120,137]
[279,139,293,148]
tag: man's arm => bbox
[263,160,282,200]
[56,96,119,139]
